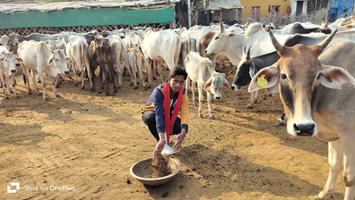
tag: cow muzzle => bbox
[64,71,70,75]
[293,123,315,136]
[11,69,16,73]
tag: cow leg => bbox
[191,80,197,107]
[23,67,32,95]
[246,91,258,108]
[31,70,39,93]
[73,64,78,86]
[0,75,8,99]
[86,65,94,92]
[342,137,355,200]
[80,69,85,90]
[145,58,153,88]
[9,75,18,98]
[317,140,343,199]
[207,91,214,119]
[52,77,60,98]
[197,83,204,118]
[38,74,46,101]
[137,58,146,89]
[185,76,190,92]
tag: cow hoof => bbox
[55,94,62,98]
[209,114,215,119]
[28,91,32,95]
[198,113,203,118]
[81,86,85,90]
[245,104,254,109]
[153,77,157,81]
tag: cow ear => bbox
[249,62,256,78]
[248,65,280,93]
[204,78,212,91]
[48,57,54,65]
[15,57,22,62]
[223,79,230,88]
[318,65,355,89]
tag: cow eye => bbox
[55,59,59,62]
[215,36,219,40]
[280,73,287,80]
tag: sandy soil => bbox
[0,71,345,200]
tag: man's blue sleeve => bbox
[152,88,165,133]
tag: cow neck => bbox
[223,35,245,66]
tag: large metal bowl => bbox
[129,157,180,186]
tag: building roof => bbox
[206,0,243,10]
[0,0,180,13]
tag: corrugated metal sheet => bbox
[207,0,243,10]
[0,6,176,29]
[0,0,180,13]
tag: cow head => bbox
[0,52,18,75]
[49,49,69,76]
[205,22,238,56]
[232,46,255,91]
[249,30,355,137]
[204,72,230,101]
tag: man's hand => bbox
[173,129,187,152]
[153,139,166,160]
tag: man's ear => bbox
[248,65,280,93]
[204,78,212,91]
[318,65,355,89]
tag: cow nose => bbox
[215,96,221,100]
[204,49,207,53]
[11,69,16,73]
[64,71,69,75]
[293,123,315,136]
[231,85,235,90]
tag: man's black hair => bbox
[169,67,188,80]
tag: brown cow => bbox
[249,30,355,199]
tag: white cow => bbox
[127,46,146,89]
[107,34,128,89]
[0,46,18,99]
[185,52,229,118]
[18,41,69,101]
[65,35,93,90]
[205,22,324,65]
[135,28,181,87]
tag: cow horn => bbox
[246,46,251,60]
[318,30,337,52]
[220,21,225,33]
[268,30,284,53]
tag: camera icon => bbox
[7,182,20,194]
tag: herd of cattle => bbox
[1,16,355,199]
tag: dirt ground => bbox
[0,71,345,200]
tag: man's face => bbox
[169,75,185,93]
